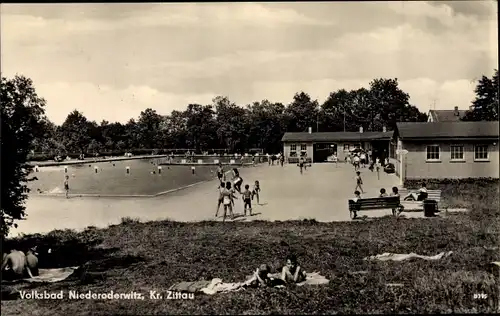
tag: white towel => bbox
[364,251,453,262]
[3,267,79,284]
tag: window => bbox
[300,144,307,156]
[474,145,489,161]
[290,144,297,156]
[426,145,440,161]
[390,141,397,159]
[450,145,464,160]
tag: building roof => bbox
[281,131,394,142]
[428,109,467,122]
[396,121,499,140]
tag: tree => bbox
[31,118,62,154]
[59,110,92,154]
[184,104,217,152]
[284,92,319,132]
[1,75,47,236]
[124,118,140,149]
[164,111,188,149]
[367,78,427,130]
[320,89,351,132]
[214,96,249,152]
[247,100,286,152]
[102,122,126,151]
[462,70,499,121]
[137,108,163,149]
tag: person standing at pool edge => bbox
[216,163,224,182]
[242,184,253,216]
[215,181,226,218]
[64,175,70,198]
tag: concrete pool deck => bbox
[12,163,413,236]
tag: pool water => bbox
[29,159,218,196]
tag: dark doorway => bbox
[313,143,337,163]
[371,140,390,162]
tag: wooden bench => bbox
[399,189,442,212]
[348,196,402,219]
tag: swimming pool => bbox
[29,159,219,196]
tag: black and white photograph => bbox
[1,2,499,314]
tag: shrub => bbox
[404,178,499,189]
[404,178,499,210]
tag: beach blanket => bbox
[267,272,330,286]
[364,251,453,262]
[2,267,79,284]
[169,280,212,293]
[200,279,246,295]
[297,272,330,286]
[170,272,330,296]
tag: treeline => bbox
[28,70,499,159]
[31,78,429,159]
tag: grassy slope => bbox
[2,182,499,315]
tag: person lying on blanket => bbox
[281,254,307,284]
[245,264,286,288]
[2,246,39,280]
[246,264,272,287]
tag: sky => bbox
[1,2,498,125]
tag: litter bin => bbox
[423,199,438,217]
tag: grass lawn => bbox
[28,160,219,196]
[2,181,499,314]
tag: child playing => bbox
[351,190,362,219]
[390,186,404,215]
[226,181,237,208]
[252,180,261,205]
[375,158,381,177]
[222,182,236,221]
[354,171,364,194]
[242,184,253,216]
[353,155,360,171]
[368,161,375,172]
[216,163,224,182]
[64,175,70,199]
[245,264,272,288]
[379,188,388,197]
[215,181,225,217]
[281,254,307,284]
[298,157,305,174]
[390,186,400,197]
[232,168,243,193]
